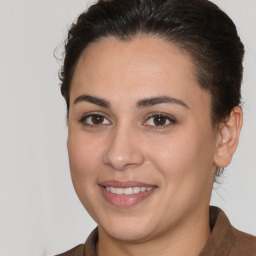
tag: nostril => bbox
[102,130,145,170]
[103,157,144,171]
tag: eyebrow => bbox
[74,95,110,108]
[136,96,189,109]
[73,94,189,109]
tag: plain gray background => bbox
[0,1,255,255]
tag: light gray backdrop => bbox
[0,1,255,255]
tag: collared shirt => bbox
[56,206,256,256]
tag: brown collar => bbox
[199,206,236,256]
[59,206,256,256]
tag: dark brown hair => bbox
[59,0,244,126]
[60,0,244,124]
[59,0,245,178]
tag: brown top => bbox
[56,206,256,256]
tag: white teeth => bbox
[115,188,124,195]
[105,186,153,195]
[133,187,140,194]
[124,187,133,195]
[140,187,146,192]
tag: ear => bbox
[214,106,243,168]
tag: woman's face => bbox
[67,36,219,242]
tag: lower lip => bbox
[100,186,155,208]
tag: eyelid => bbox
[78,111,176,129]
[79,111,112,127]
[143,112,176,128]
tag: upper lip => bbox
[99,180,157,188]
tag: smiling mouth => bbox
[99,181,156,208]
[105,186,153,195]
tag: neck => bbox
[97,207,211,256]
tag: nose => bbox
[103,125,145,171]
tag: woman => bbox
[56,0,256,255]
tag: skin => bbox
[67,36,243,256]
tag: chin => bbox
[98,213,159,242]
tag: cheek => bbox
[66,130,106,214]
[67,130,102,178]
[146,130,215,218]
[67,130,103,217]
[147,128,216,185]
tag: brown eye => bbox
[80,114,111,127]
[153,115,168,126]
[143,113,176,128]
[91,115,105,124]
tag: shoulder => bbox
[200,206,256,256]
[230,227,256,255]
[55,244,85,256]
[54,228,98,256]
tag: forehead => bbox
[74,35,195,84]
[70,35,210,112]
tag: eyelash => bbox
[143,112,176,129]
[79,112,176,129]
[79,112,112,128]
